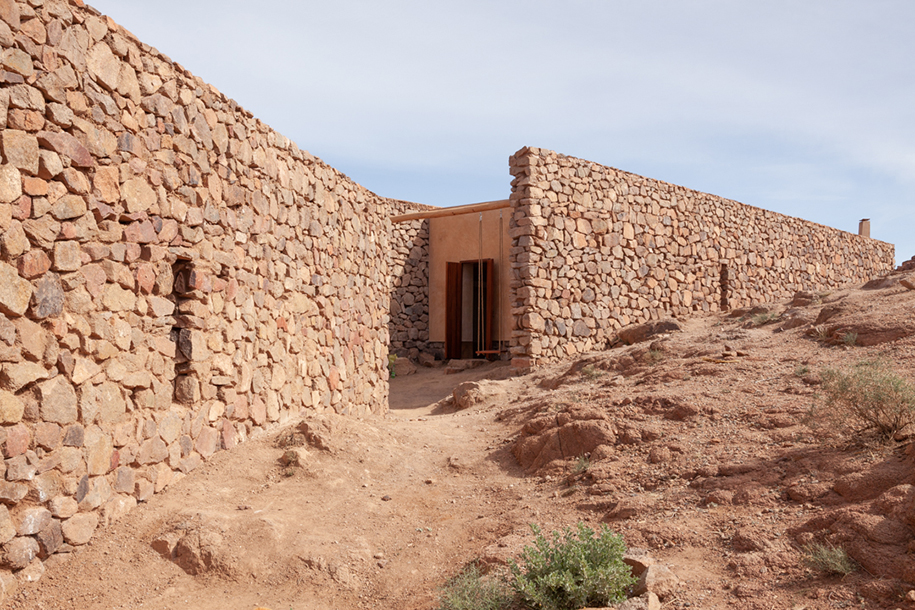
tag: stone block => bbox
[2,423,30,458]
[137,437,167,465]
[33,422,61,450]
[1,130,38,175]
[48,496,78,519]
[30,273,64,319]
[0,164,20,203]
[102,283,136,312]
[195,426,218,458]
[36,131,93,168]
[101,494,136,527]
[0,221,27,258]
[50,195,87,221]
[61,424,84,447]
[87,42,120,91]
[61,512,99,546]
[17,250,50,279]
[174,375,199,405]
[16,507,51,536]
[36,376,77,424]
[0,536,38,570]
[77,476,111,511]
[0,482,26,506]
[0,391,23,424]
[113,467,135,494]
[35,518,62,558]
[0,506,14,544]
[0,262,33,317]
[134,478,154,502]
[121,178,156,213]
[5,455,36,481]
[85,434,113,476]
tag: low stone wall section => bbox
[386,199,431,356]
[0,0,392,578]
[508,147,895,365]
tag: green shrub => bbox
[437,563,513,610]
[842,332,858,346]
[509,523,635,610]
[801,542,856,576]
[816,360,915,440]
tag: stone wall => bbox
[0,0,392,577]
[387,200,432,356]
[508,147,896,365]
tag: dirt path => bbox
[12,363,536,610]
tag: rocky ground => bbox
[7,270,915,610]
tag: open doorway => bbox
[445,259,493,359]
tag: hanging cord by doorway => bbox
[477,212,484,356]
[497,209,503,355]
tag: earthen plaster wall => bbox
[0,0,394,572]
[428,208,512,344]
[508,147,895,365]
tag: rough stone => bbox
[49,496,78,519]
[1,130,38,175]
[0,482,27,506]
[0,362,48,392]
[36,131,94,168]
[0,262,33,316]
[2,423,29,458]
[36,376,77,424]
[0,506,14,544]
[0,536,38,570]
[86,42,120,91]
[51,195,87,221]
[30,273,64,319]
[0,391,24,424]
[17,251,51,279]
[61,512,99,546]
[16,507,52,536]
[35,518,63,558]
[121,178,156,213]
[0,164,20,203]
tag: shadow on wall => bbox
[387,205,431,358]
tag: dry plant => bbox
[811,359,915,441]
[801,542,857,576]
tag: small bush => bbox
[795,365,810,377]
[815,360,915,440]
[581,364,604,380]
[645,349,665,364]
[572,455,590,475]
[752,312,779,326]
[842,332,858,346]
[509,523,635,610]
[437,563,513,610]
[801,542,856,576]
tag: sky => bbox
[87,0,914,263]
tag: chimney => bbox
[858,219,870,238]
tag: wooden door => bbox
[444,262,462,360]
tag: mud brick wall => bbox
[0,0,393,574]
[386,199,432,355]
[508,147,895,365]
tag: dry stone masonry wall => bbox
[508,147,895,366]
[0,0,393,577]
[386,199,431,356]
